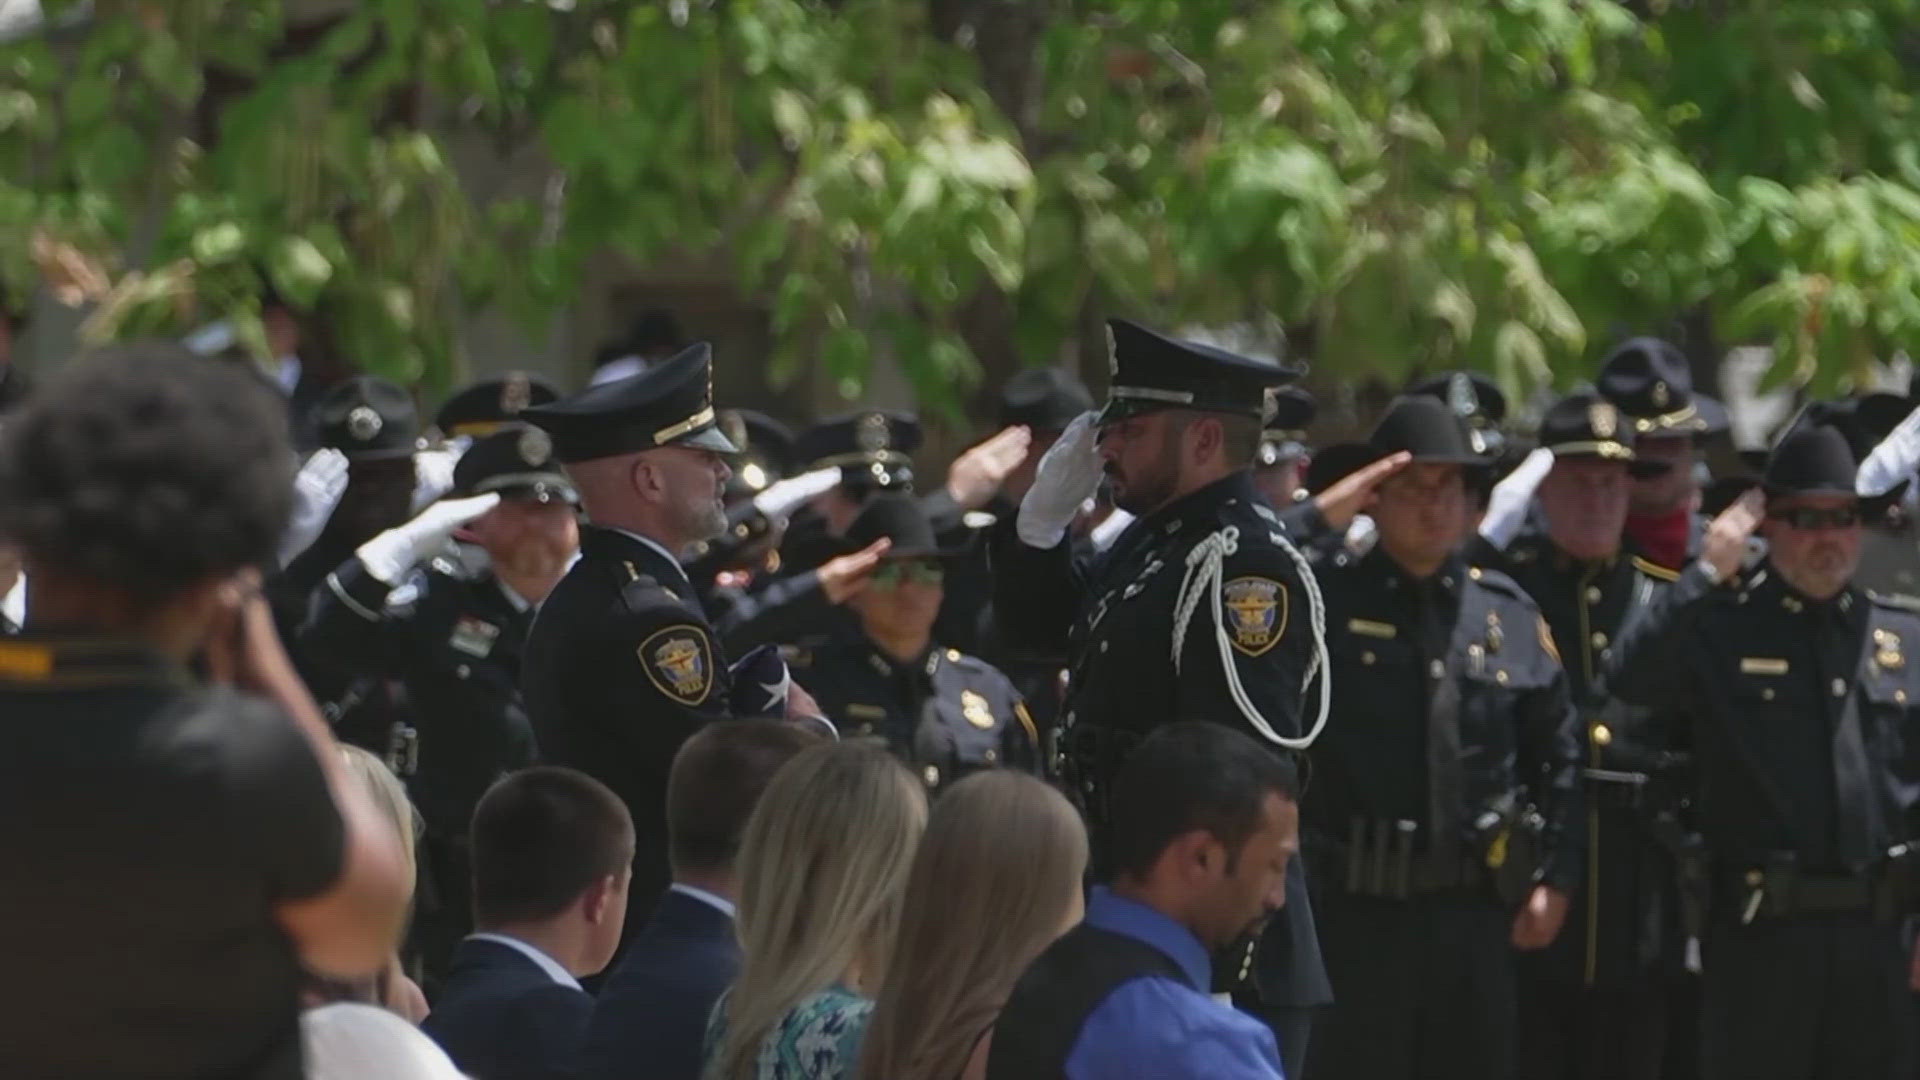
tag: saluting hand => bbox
[1702,487,1765,584]
[819,538,893,604]
[1314,451,1413,532]
[1017,412,1102,548]
[946,425,1034,511]
[1510,885,1570,950]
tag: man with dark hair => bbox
[990,721,1299,1079]
[425,766,636,1080]
[581,718,823,1080]
[0,343,411,1079]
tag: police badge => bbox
[640,625,714,706]
[1222,576,1289,657]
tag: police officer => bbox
[299,423,580,980]
[1252,385,1316,511]
[992,318,1333,1078]
[432,372,560,441]
[1596,337,1731,572]
[519,343,745,918]
[1608,423,1920,1080]
[789,492,1040,792]
[1499,393,1688,1079]
[1302,395,1584,1080]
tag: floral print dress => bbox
[703,984,874,1080]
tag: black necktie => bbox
[1420,580,1465,869]
[1825,600,1880,870]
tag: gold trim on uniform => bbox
[1347,618,1397,639]
[1536,617,1560,664]
[653,406,717,445]
[1631,556,1680,582]
[1740,657,1789,676]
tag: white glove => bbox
[356,493,501,585]
[1859,402,1920,501]
[752,466,842,521]
[278,449,350,568]
[410,447,462,513]
[1478,446,1554,551]
[1016,411,1103,549]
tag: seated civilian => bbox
[988,722,1300,1080]
[423,767,634,1080]
[303,1003,466,1080]
[703,740,928,1080]
[0,343,411,1079]
[581,718,823,1080]
[856,770,1088,1080]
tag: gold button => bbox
[1495,670,1510,685]
[947,649,961,661]
[1586,587,1602,604]
[1592,724,1613,746]
[1469,567,1483,580]
[1590,632,1608,649]
[922,765,941,786]
[1361,651,1376,666]
[1833,679,1847,697]
[1761,688,1775,701]
[1899,690,1909,704]
[984,749,998,764]
[1429,660,1446,679]
[857,723,874,735]
[1746,869,1764,886]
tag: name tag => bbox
[449,617,501,658]
[1740,657,1789,676]
[845,703,888,720]
[1348,618,1397,640]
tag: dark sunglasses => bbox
[1768,506,1862,530]
[871,562,945,587]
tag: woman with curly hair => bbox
[0,343,412,1079]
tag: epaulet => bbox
[1869,590,1920,615]
[940,647,988,672]
[1466,565,1530,602]
[618,567,694,611]
[1631,555,1681,583]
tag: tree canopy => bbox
[5,0,1919,410]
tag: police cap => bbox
[434,372,560,438]
[1096,319,1301,426]
[523,342,737,463]
[1596,337,1729,436]
[794,410,921,491]
[452,423,578,505]
[313,376,419,461]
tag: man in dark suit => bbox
[580,718,823,1080]
[424,767,634,1080]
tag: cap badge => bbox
[1447,372,1479,417]
[856,412,890,452]
[518,426,552,467]
[347,405,384,441]
[500,374,532,415]
[1652,380,1671,409]
[1589,401,1617,439]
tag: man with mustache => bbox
[1608,421,1920,1079]
[1300,395,1584,1080]
[299,422,583,981]
[1496,393,1690,1079]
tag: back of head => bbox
[0,342,292,609]
[1108,722,1298,883]
[338,745,421,900]
[668,718,825,876]
[471,767,636,928]
[856,771,1089,1080]
[714,740,928,1080]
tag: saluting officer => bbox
[518,343,743,917]
[1498,393,1689,1080]
[1251,385,1316,512]
[789,492,1040,792]
[1596,337,1731,572]
[299,423,580,978]
[1301,395,1584,1080]
[992,319,1334,1079]
[1608,423,1920,1080]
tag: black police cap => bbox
[1536,392,1668,478]
[1258,386,1316,467]
[523,342,737,463]
[842,492,960,560]
[1406,370,1507,426]
[999,367,1094,432]
[452,423,578,505]
[1596,337,1729,436]
[434,372,560,438]
[1096,320,1302,426]
[794,410,921,491]
[1314,395,1490,489]
[1763,423,1905,510]
[313,376,419,461]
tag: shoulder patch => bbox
[1537,616,1561,665]
[638,625,715,706]
[1223,576,1290,657]
[1631,555,1681,583]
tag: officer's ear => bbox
[629,454,667,503]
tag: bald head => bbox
[566,446,731,553]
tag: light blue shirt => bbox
[1065,888,1285,1080]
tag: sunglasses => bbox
[871,562,945,588]
[1767,506,1863,530]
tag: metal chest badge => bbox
[961,689,996,730]
[1876,628,1905,671]
[1485,611,1503,654]
[1223,576,1290,657]
[640,625,714,706]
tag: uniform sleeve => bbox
[223,694,348,901]
[1172,542,1313,746]
[1603,563,1717,712]
[1518,616,1587,891]
[296,558,424,680]
[995,672,1046,776]
[711,570,833,655]
[990,517,1092,659]
[608,589,734,728]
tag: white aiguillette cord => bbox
[1170,525,1332,750]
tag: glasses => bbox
[871,562,945,588]
[1768,506,1862,530]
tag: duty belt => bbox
[1719,844,1918,924]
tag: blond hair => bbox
[855,771,1088,1080]
[708,741,927,1080]
[338,745,420,902]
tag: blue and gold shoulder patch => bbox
[1223,576,1289,657]
[639,624,714,706]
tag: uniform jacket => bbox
[522,526,731,914]
[423,937,592,1080]
[579,889,739,1080]
[790,635,1041,791]
[991,470,1331,1006]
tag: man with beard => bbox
[1608,424,1920,1080]
[518,344,746,919]
[1497,393,1690,1079]
[299,423,582,982]
[1299,395,1583,1080]
[992,319,1364,1077]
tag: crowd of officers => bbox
[11,304,1920,1080]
